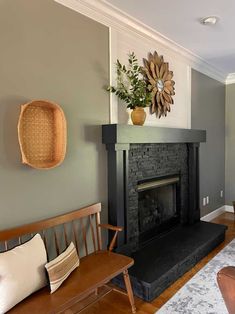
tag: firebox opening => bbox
[137,174,181,245]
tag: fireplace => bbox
[138,174,180,245]
[127,142,189,252]
[102,124,226,301]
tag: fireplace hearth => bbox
[102,124,226,301]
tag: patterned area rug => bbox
[157,239,235,314]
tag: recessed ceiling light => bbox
[200,16,219,25]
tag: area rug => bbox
[157,239,235,314]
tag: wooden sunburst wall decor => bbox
[143,51,175,118]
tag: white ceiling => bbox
[106,0,235,76]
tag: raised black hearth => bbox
[113,221,226,301]
[102,124,226,301]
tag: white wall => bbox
[110,29,191,129]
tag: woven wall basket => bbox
[18,100,67,169]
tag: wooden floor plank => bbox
[81,212,235,313]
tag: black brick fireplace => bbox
[102,124,226,301]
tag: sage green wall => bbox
[225,83,235,205]
[0,0,109,229]
[191,69,225,217]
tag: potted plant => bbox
[107,52,152,125]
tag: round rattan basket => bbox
[18,100,67,169]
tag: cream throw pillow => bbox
[45,242,79,293]
[0,233,47,314]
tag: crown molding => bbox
[226,73,235,85]
[55,0,227,83]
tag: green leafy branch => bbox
[107,52,152,110]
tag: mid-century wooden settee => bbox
[0,203,136,313]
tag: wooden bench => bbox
[0,203,136,313]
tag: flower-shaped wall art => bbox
[143,51,175,118]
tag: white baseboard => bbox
[200,205,234,222]
[224,205,234,213]
[200,206,226,222]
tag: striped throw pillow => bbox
[45,242,79,293]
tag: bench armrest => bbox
[99,224,123,251]
[99,224,123,232]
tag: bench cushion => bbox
[8,250,134,313]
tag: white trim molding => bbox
[55,0,227,83]
[200,206,226,222]
[201,205,234,222]
[224,205,234,213]
[226,73,235,85]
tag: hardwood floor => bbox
[81,212,235,314]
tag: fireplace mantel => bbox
[102,124,206,145]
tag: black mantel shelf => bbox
[102,124,206,144]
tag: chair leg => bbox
[123,270,136,313]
